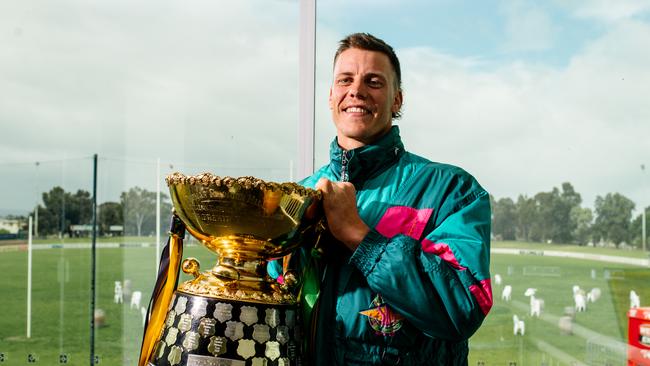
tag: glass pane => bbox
[2,1,300,365]
[0,158,94,365]
[316,1,650,364]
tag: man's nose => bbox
[348,79,367,99]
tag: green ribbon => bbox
[299,247,323,356]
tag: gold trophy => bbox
[139,173,322,366]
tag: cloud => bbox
[397,20,650,209]
[500,0,557,52]
[560,0,650,22]
[1,0,301,162]
[0,0,303,210]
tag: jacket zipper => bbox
[340,150,349,182]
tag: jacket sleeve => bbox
[349,186,492,341]
[267,258,283,282]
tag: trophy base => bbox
[177,272,295,306]
[148,291,302,366]
[179,258,296,305]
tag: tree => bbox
[34,186,93,236]
[630,205,649,248]
[492,197,517,240]
[515,195,537,241]
[560,182,582,207]
[98,202,123,236]
[560,182,583,243]
[594,193,635,246]
[529,183,582,244]
[532,189,557,243]
[37,186,66,236]
[68,189,93,228]
[121,187,155,236]
[570,206,593,245]
[120,187,171,237]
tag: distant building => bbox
[70,224,98,237]
[0,218,22,234]
[69,224,123,237]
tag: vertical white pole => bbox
[34,162,39,237]
[642,164,647,252]
[58,257,65,351]
[156,158,161,273]
[289,160,294,182]
[298,0,316,179]
[643,208,646,252]
[27,216,33,338]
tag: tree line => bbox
[29,186,172,237]
[7,182,648,245]
[491,182,649,247]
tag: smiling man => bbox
[271,33,492,365]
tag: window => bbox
[0,1,299,364]
[315,1,650,364]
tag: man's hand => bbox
[315,178,370,251]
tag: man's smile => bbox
[343,105,372,115]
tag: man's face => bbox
[329,48,403,150]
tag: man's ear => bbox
[392,90,403,114]
[328,87,334,110]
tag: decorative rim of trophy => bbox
[166,172,322,305]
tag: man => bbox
[272,33,491,365]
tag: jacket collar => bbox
[328,126,405,185]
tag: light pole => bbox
[34,161,39,238]
[642,164,647,252]
[643,204,647,252]
[156,158,161,274]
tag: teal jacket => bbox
[271,126,491,365]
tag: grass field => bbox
[0,240,648,365]
[469,251,649,365]
[0,243,212,366]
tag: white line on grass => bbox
[492,248,649,267]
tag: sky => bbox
[1,0,649,216]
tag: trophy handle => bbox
[181,257,201,278]
[182,257,243,286]
[138,215,185,366]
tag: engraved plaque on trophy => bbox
[140,173,321,366]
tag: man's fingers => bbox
[315,178,332,193]
[339,181,356,193]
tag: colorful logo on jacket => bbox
[359,294,404,336]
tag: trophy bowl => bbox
[166,172,322,304]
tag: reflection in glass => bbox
[2,1,300,365]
